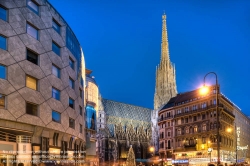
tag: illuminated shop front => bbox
[86,105,96,130]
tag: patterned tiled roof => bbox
[102,99,152,136]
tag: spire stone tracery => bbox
[154,12,177,110]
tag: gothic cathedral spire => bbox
[154,12,177,110]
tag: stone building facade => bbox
[157,86,250,165]
[0,0,86,165]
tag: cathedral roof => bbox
[102,98,152,136]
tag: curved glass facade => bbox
[86,105,96,130]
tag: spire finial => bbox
[163,10,165,15]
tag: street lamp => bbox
[208,148,213,163]
[200,72,220,165]
[227,125,237,165]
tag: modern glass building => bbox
[0,0,86,165]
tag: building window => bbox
[168,122,170,127]
[202,114,206,120]
[80,124,82,133]
[79,88,82,98]
[52,42,60,56]
[168,131,171,137]
[0,35,7,50]
[193,116,197,121]
[202,124,207,131]
[0,64,6,79]
[177,119,181,125]
[53,132,59,146]
[202,137,206,144]
[69,118,75,129]
[0,6,7,21]
[80,77,83,87]
[27,0,39,15]
[167,112,171,117]
[69,98,74,108]
[27,23,38,39]
[0,94,5,109]
[100,114,101,117]
[177,109,181,114]
[52,87,60,100]
[185,118,188,123]
[26,75,37,90]
[52,64,60,78]
[185,128,189,133]
[177,129,181,135]
[27,49,38,65]
[26,102,38,116]
[52,110,61,123]
[194,126,198,132]
[69,57,74,69]
[79,106,82,116]
[52,19,60,34]
[69,77,74,89]
[185,107,189,113]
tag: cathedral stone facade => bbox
[97,98,152,164]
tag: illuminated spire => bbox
[161,11,170,63]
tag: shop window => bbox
[53,132,59,146]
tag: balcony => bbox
[158,115,173,122]
[175,105,216,118]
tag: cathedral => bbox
[96,12,177,165]
[152,12,177,153]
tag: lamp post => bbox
[201,72,220,165]
[208,148,213,163]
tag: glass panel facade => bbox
[52,65,60,78]
[27,23,38,39]
[26,102,38,116]
[66,27,81,72]
[52,20,60,34]
[26,75,37,90]
[69,77,74,89]
[69,98,74,108]
[52,87,60,100]
[0,6,7,21]
[52,111,61,123]
[86,105,96,130]
[0,65,6,79]
[69,118,75,129]
[52,42,60,56]
[27,0,39,15]
[0,35,6,50]
[27,49,38,65]
[0,94,5,109]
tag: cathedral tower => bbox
[154,13,177,110]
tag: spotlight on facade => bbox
[149,146,155,153]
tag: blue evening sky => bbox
[49,0,250,115]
